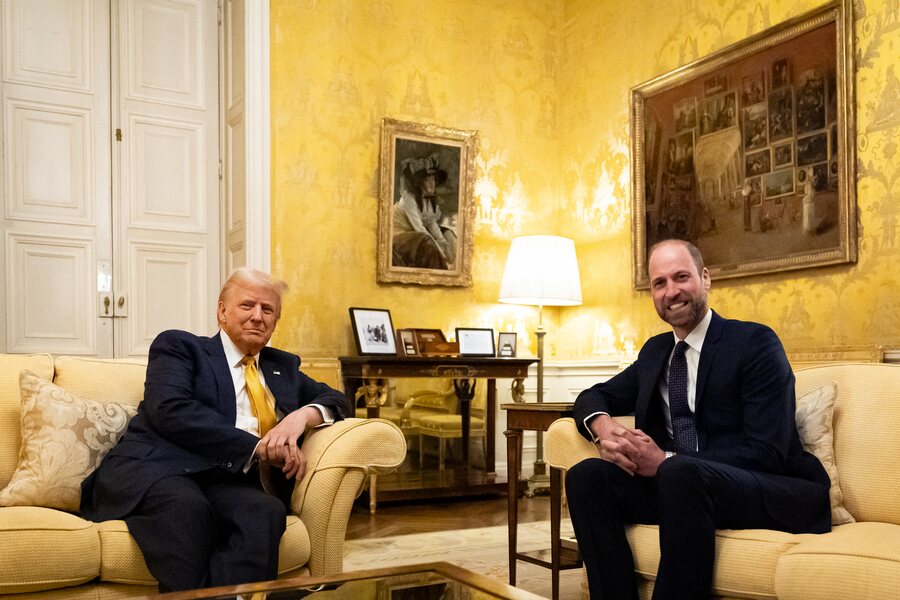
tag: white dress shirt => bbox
[583,309,712,449]
[659,309,712,442]
[219,331,334,437]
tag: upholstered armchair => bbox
[0,354,407,598]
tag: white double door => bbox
[1,0,220,357]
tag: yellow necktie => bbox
[242,355,276,436]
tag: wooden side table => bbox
[502,402,581,600]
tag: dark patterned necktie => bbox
[669,341,697,453]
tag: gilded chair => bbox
[416,379,487,470]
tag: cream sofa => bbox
[545,363,900,599]
[0,353,406,599]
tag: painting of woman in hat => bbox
[391,149,458,270]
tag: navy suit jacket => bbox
[80,329,349,522]
[573,311,831,534]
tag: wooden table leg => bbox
[369,473,377,515]
[505,428,520,585]
[550,466,562,600]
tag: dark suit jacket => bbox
[80,329,349,522]
[573,311,831,534]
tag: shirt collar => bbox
[673,308,712,352]
[219,329,258,368]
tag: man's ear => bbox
[701,267,712,290]
[216,300,226,324]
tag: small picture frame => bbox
[349,307,397,355]
[456,328,495,357]
[497,332,517,357]
[396,328,418,356]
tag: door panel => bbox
[5,231,95,353]
[1,0,112,355]
[1,0,220,357]
[113,0,219,356]
[4,97,93,221]
[125,240,206,355]
[127,114,206,231]
[1,0,93,92]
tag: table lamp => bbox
[498,235,582,489]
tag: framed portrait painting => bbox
[630,0,856,288]
[377,118,479,287]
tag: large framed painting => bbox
[630,0,856,288]
[377,118,478,287]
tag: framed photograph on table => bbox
[630,0,856,288]
[349,307,396,355]
[497,332,517,357]
[396,328,418,356]
[456,328,495,357]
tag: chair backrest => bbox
[794,363,900,525]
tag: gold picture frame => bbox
[377,118,478,287]
[631,0,856,289]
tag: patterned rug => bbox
[343,520,583,599]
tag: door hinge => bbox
[115,128,122,142]
[218,159,223,181]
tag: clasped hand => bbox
[254,406,321,479]
[591,415,666,477]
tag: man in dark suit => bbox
[81,267,349,592]
[567,239,830,600]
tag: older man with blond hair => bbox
[81,267,348,592]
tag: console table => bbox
[339,355,537,509]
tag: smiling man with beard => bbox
[566,239,831,600]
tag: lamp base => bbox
[525,472,551,497]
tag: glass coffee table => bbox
[146,562,545,599]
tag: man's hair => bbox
[648,239,705,273]
[218,267,289,317]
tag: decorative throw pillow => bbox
[794,381,855,525]
[0,371,137,512]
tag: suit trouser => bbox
[566,455,782,600]
[125,468,287,592]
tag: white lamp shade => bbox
[498,235,582,306]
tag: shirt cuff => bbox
[583,411,610,442]
[308,404,335,427]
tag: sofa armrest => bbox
[290,418,405,575]
[544,417,599,471]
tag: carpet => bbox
[344,520,583,599]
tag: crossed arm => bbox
[255,405,324,479]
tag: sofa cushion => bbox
[794,381,854,525]
[0,372,137,512]
[0,506,100,593]
[0,354,54,488]
[775,522,900,600]
[52,356,147,408]
[627,523,813,599]
[95,514,311,584]
[794,364,900,525]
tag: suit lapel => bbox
[205,333,238,421]
[695,311,724,418]
[635,335,674,429]
[259,348,292,414]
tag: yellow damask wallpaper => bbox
[269,0,564,358]
[270,0,900,362]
